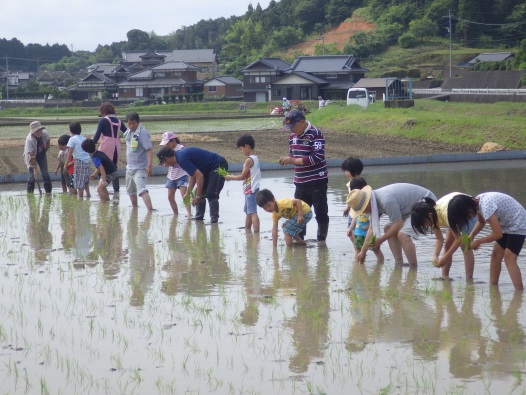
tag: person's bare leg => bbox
[245,214,252,230]
[168,188,178,214]
[140,192,153,211]
[504,249,523,290]
[398,232,417,265]
[98,184,110,202]
[250,213,260,233]
[489,244,505,286]
[385,224,403,264]
[463,249,475,283]
[130,194,138,207]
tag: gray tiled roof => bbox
[122,49,217,63]
[289,55,367,73]
[205,76,242,85]
[441,70,524,90]
[467,52,514,65]
[118,78,186,87]
[273,71,328,84]
[242,58,291,71]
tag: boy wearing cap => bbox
[157,146,228,223]
[124,112,153,211]
[279,109,329,242]
[347,182,436,265]
[159,131,191,217]
[24,121,52,194]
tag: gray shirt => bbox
[124,123,152,170]
[374,183,437,223]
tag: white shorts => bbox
[399,216,420,240]
[126,169,148,196]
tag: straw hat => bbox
[346,185,373,218]
[29,121,45,134]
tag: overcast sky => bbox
[3,0,272,52]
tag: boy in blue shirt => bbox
[81,138,117,203]
[157,146,228,223]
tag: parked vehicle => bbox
[347,88,375,108]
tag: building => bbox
[241,55,368,102]
[203,76,243,99]
[466,52,514,66]
[118,61,202,100]
[70,64,128,101]
[241,58,291,102]
[121,49,220,79]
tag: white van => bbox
[347,88,374,108]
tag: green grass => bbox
[2,99,526,150]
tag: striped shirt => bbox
[167,144,189,181]
[288,122,327,183]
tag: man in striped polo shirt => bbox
[279,110,329,242]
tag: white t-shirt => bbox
[374,183,437,223]
[67,134,90,163]
[477,192,526,235]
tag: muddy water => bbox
[0,160,525,394]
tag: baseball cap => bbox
[160,131,177,146]
[282,109,305,132]
[157,146,175,165]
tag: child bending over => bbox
[81,138,117,202]
[256,188,312,247]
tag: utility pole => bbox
[317,35,325,55]
[5,55,8,100]
[449,10,452,78]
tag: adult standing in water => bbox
[347,183,437,265]
[93,102,127,194]
[279,110,329,242]
[24,121,52,194]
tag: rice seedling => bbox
[215,166,229,177]
[459,233,471,252]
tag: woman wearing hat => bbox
[347,183,436,265]
[24,121,52,193]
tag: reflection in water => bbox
[128,209,154,307]
[3,161,526,393]
[283,245,331,373]
[26,194,53,263]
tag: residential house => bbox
[241,58,291,102]
[70,64,128,100]
[37,70,71,87]
[241,55,368,102]
[118,61,202,100]
[440,70,524,91]
[466,52,514,66]
[121,49,220,79]
[203,76,243,99]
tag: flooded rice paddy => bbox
[1,161,526,394]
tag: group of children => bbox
[24,120,526,290]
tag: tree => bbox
[408,17,439,41]
[127,29,150,50]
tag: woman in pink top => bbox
[93,102,126,193]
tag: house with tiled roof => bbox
[441,70,524,90]
[203,76,243,99]
[240,58,292,102]
[241,55,367,102]
[121,49,219,79]
[466,52,514,66]
[70,63,128,100]
[117,61,203,100]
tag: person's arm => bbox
[65,147,74,169]
[92,118,105,144]
[225,157,253,181]
[347,218,357,239]
[54,155,63,174]
[89,167,100,180]
[98,166,107,186]
[190,169,205,206]
[432,227,444,263]
[471,214,501,250]
[376,218,403,246]
[146,149,153,177]
[272,220,279,247]
[356,226,373,263]
[292,198,305,224]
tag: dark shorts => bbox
[496,234,526,256]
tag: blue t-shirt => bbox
[92,151,117,175]
[174,147,222,176]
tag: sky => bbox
[3,0,273,52]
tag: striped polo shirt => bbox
[289,122,328,183]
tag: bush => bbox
[156,97,163,105]
[398,32,417,49]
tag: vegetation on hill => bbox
[2,0,526,82]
